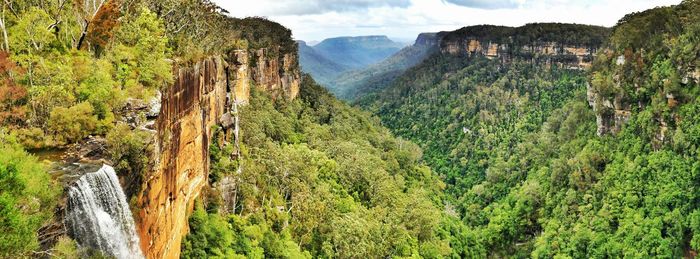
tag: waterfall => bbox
[65,165,145,259]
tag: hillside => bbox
[2,0,699,258]
[330,23,609,101]
[0,1,452,258]
[297,40,349,84]
[313,35,405,69]
[328,33,442,100]
[360,1,700,257]
[298,35,404,88]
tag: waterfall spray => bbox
[65,165,144,259]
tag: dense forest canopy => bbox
[0,0,446,258]
[360,0,700,257]
[0,0,298,257]
[181,76,452,258]
[440,23,610,48]
[0,0,699,258]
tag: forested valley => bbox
[0,0,699,258]
[358,1,700,257]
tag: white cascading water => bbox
[65,165,145,259]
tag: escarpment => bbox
[439,24,610,69]
[135,48,300,259]
[413,32,442,47]
[587,1,700,139]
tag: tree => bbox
[109,7,171,94]
[9,7,53,55]
[0,131,59,256]
[0,51,26,126]
[47,102,97,145]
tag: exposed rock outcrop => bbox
[135,47,300,258]
[586,80,632,136]
[441,39,599,69]
[252,48,300,101]
[414,32,441,47]
[439,24,609,69]
[229,50,251,104]
[136,57,228,259]
[584,1,700,139]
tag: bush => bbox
[0,132,60,256]
[47,102,98,146]
[106,124,153,197]
[52,236,79,259]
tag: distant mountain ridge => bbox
[327,32,444,100]
[330,24,609,101]
[297,40,349,85]
[298,35,404,86]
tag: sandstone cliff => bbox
[135,48,300,258]
[586,1,700,139]
[414,32,442,47]
[439,24,609,69]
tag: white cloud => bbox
[442,0,520,9]
[214,0,681,41]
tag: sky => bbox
[212,0,681,43]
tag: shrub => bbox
[47,102,98,146]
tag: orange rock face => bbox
[136,57,228,259]
[252,48,301,99]
[135,50,300,259]
[442,39,598,69]
[230,50,251,105]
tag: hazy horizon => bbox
[214,0,680,42]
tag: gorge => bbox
[1,0,700,258]
[136,49,300,258]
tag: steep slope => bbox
[329,33,442,100]
[312,35,404,70]
[360,22,608,200]
[337,23,608,101]
[587,0,700,138]
[0,1,459,258]
[128,4,451,259]
[359,1,700,257]
[297,40,349,85]
[136,39,301,259]
[180,76,450,258]
[5,0,700,258]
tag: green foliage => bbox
[9,7,54,55]
[182,76,451,258]
[357,1,700,257]
[106,123,153,198]
[0,131,59,257]
[590,0,700,130]
[110,7,172,93]
[144,0,296,60]
[441,23,609,50]
[181,204,310,259]
[47,102,98,145]
[52,236,80,259]
[3,3,172,149]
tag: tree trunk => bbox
[76,19,89,50]
[0,8,8,52]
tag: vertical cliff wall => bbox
[136,57,228,259]
[229,48,300,104]
[440,38,600,69]
[135,49,300,258]
[586,1,700,140]
[438,24,609,69]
